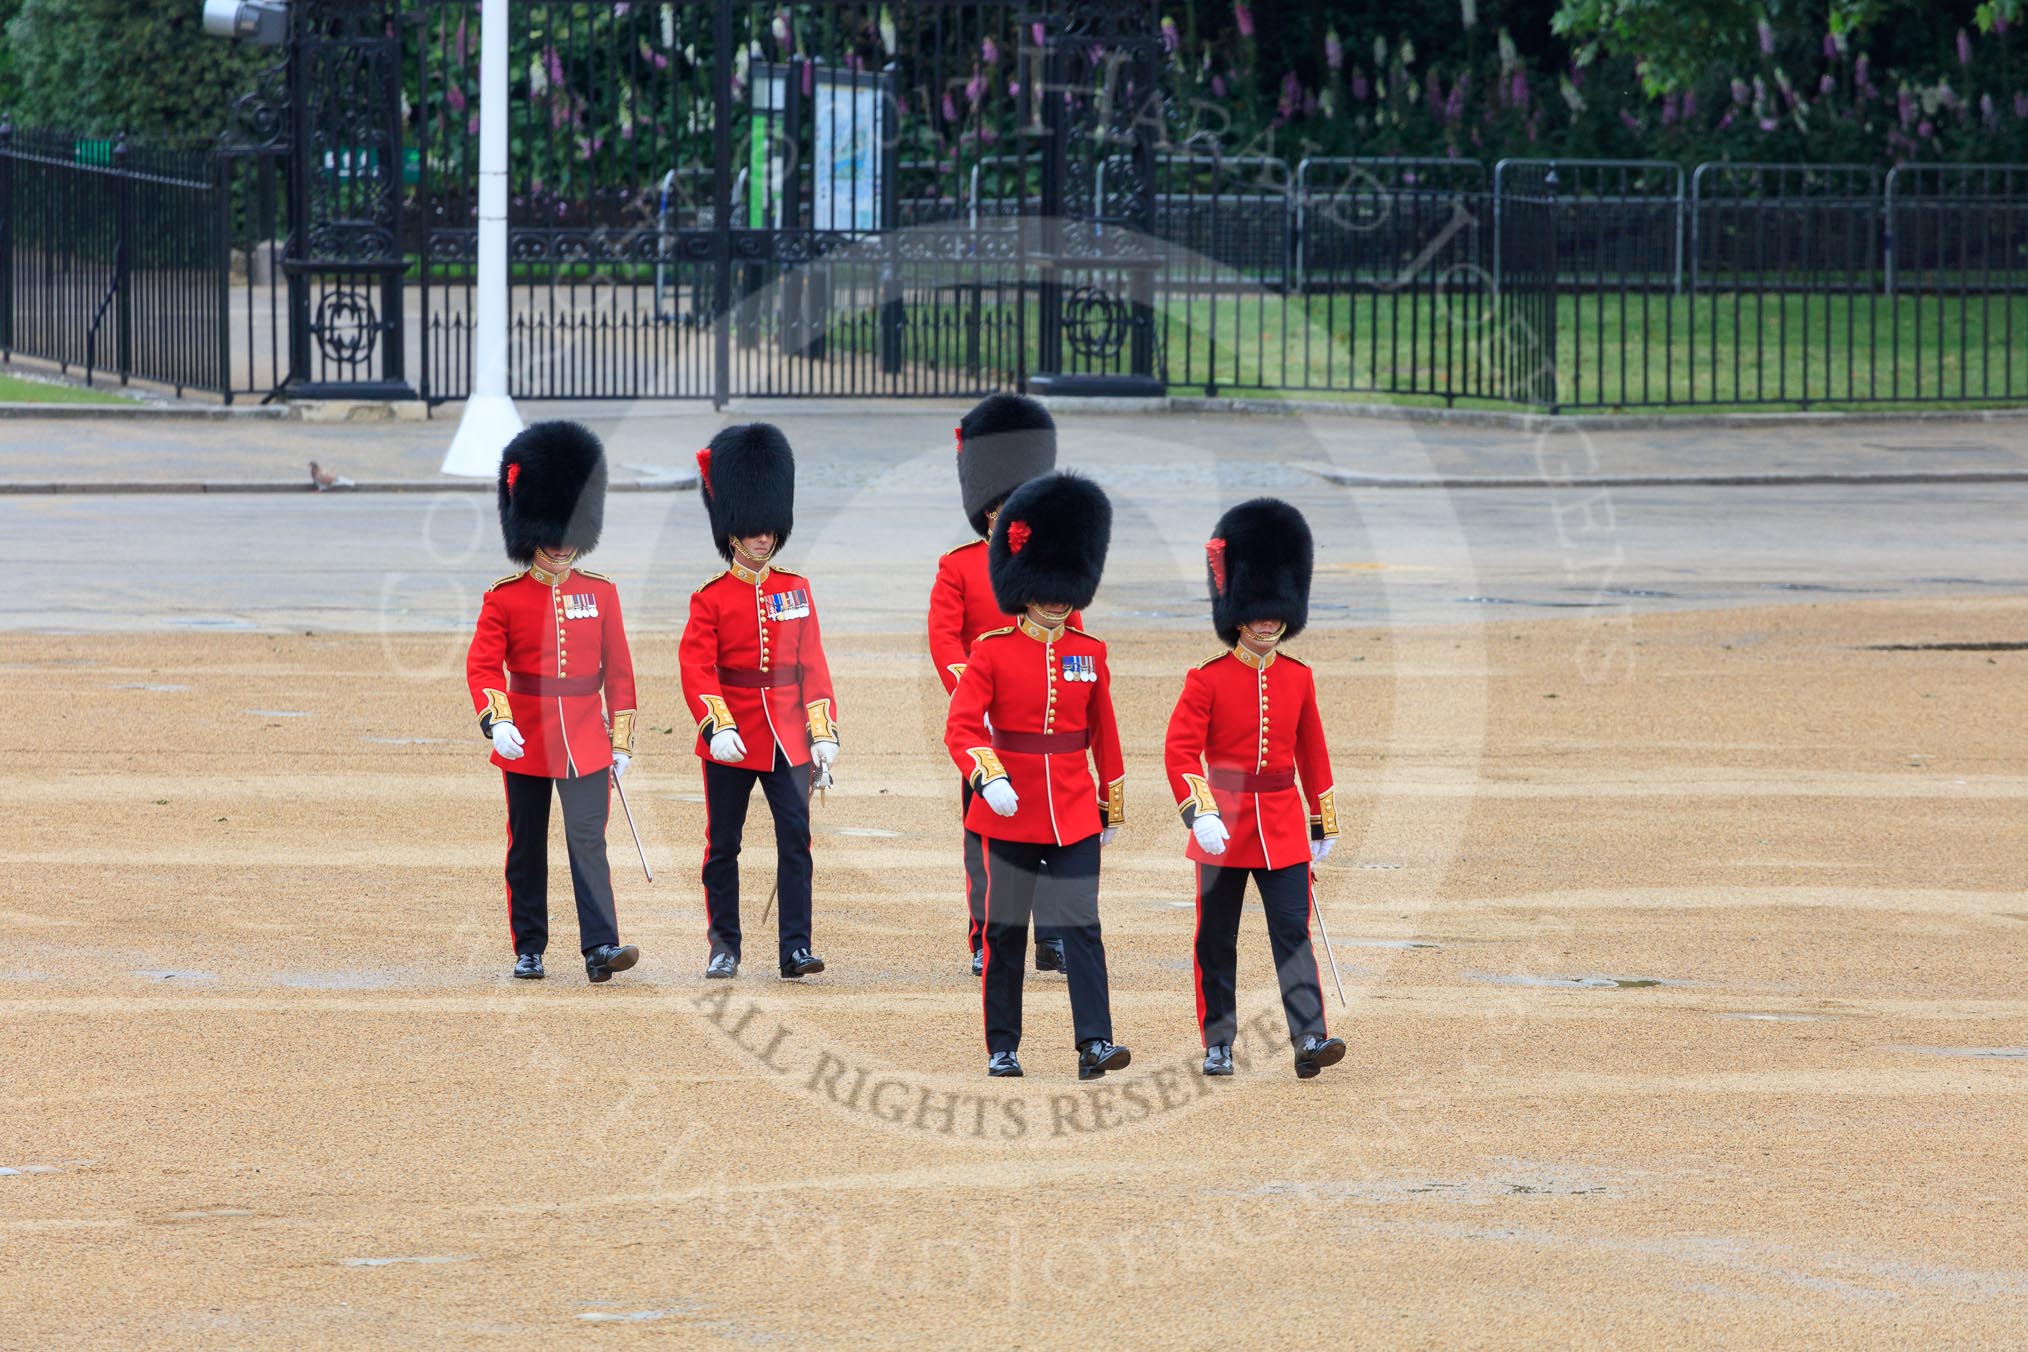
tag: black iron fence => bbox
[0,125,293,402]
[0,127,232,398]
[7,114,2028,411]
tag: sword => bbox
[1310,868,1346,1007]
[612,768,653,883]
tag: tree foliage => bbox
[4,0,264,142]
[2,0,2024,170]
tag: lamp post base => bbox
[440,392,525,478]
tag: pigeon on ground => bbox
[310,461,355,491]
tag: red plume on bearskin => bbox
[1206,537,1228,594]
[1005,520,1031,555]
[953,425,963,457]
[505,462,521,494]
[695,447,712,496]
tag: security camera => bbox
[202,0,289,45]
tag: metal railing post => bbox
[1883,166,1900,301]
[1542,166,1560,412]
[215,151,234,403]
[113,134,134,384]
[1673,171,1685,296]
[0,121,13,357]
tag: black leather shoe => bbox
[1077,1039,1131,1081]
[987,1051,1023,1077]
[512,952,544,980]
[705,951,738,979]
[1034,937,1067,973]
[1294,1034,1347,1079]
[584,943,639,984]
[969,949,984,977]
[780,948,826,978]
[1202,1044,1233,1077]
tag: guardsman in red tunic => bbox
[944,472,1131,1080]
[928,393,1077,977]
[465,421,641,985]
[1163,498,1347,1079]
[680,423,837,980]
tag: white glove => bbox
[980,778,1019,817]
[1311,837,1336,864]
[1192,814,1228,856]
[1099,826,1119,846]
[709,728,748,763]
[491,721,525,760]
[810,739,838,774]
[611,751,631,780]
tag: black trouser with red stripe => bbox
[702,747,813,965]
[981,834,1111,1054]
[1193,861,1327,1047]
[503,769,619,956]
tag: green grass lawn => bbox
[814,287,2028,410]
[0,371,139,405]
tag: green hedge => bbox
[4,0,263,144]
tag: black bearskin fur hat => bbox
[497,420,607,565]
[988,471,1112,613]
[957,393,1059,538]
[697,422,795,563]
[1206,497,1313,647]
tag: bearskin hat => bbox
[696,422,795,563]
[1206,497,1313,647]
[497,420,607,565]
[957,393,1058,537]
[988,472,1112,613]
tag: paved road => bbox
[4,402,2027,486]
[5,458,2022,633]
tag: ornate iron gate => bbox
[212,0,412,399]
[212,0,1166,404]
[409,0,1103,406]
[257,0,416,398]
[1027,0,1163,396]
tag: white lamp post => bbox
[441,0,522,476]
